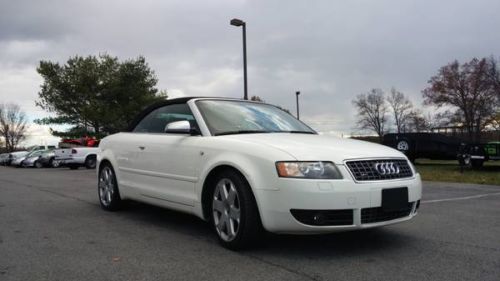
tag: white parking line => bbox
[422,192,500,204]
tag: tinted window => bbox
[133,103,195,133]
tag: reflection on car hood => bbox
[11,156,26,163]
[24,156,39,163]
[222,133,405,163]
[11,151,28,159]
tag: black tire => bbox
[98,163,122,211]
[34,161,43,168]
[85,155,97,169]
[210,169,262,250]
[68,164,79,170]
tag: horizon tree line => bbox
[353,57,500,142]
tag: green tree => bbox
[36,54,166,137]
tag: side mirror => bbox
[165,120,200,136]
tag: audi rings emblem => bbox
[373,162,400,175]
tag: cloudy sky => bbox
[1,0,499,145]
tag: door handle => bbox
[138,146,145,150]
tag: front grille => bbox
[361,202,414,224]
[345,159,413,181]
[290,209,353,226]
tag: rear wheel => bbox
[98,164,122,211]
[34,161,43,168]
[210,169,262,250]
[85,155,97,169]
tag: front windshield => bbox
[196,100,316,136]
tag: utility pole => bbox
[296,91,300,119]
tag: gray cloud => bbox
[1,0,499,138]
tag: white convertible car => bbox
[97,97,422,249]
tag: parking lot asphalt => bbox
[0,166,499,281]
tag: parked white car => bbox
[98,97,422,249]
[55,147,98,169]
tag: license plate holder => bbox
[382,187,408,211]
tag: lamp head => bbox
[230,18,245,26]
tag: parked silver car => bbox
[0,153,10,166]
[22,150,50,168]
[9,151,29,167]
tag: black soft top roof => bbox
[126,96,246,132]
[126,97,200,132]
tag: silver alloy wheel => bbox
[99,167,115,206]
[212,178,241,242]
[52,160,60,168]
[397,140,409,151]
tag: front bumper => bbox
[253,169,422,234]
[10,158,25,166]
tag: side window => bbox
[133,103,196,133]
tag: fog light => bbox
[313,213,325,224]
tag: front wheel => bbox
[211,170,262,250]
[50,158,61,168]
[98,164,122,211]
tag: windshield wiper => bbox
[215,130,271,136]
[280,130,316,134]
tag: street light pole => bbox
[296,91,300,120]
[230,18,248,100]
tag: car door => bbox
[129,103,201,208]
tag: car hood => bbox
[12,156,26,163]
[222,133,406,163]
[11,151,28,159]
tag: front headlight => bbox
[276,161,343,179]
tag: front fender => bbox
[194,148,296,221]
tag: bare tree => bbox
[407,109,433,132]
[352,89,389,141]
[0,104,28,152]
[423,57,500,142]
[387,88,413,133]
